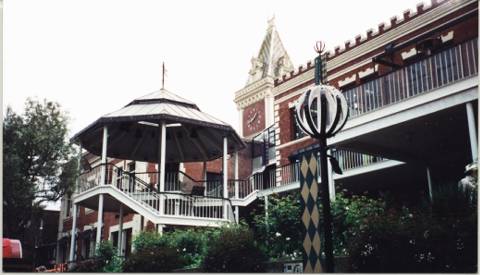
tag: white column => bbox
[156,224,163,235]
[68,203,78,262]
[96,194,104,246]
[238,108,244,137]
[100,126,108,185]
[234,152,239,223]
[96,126,107,248]
[223,136,228,219]
[327,149,335,202]
[159,122,166,215]
[117,206,123,256]
[426,167,434,203]
[466,102,478,162]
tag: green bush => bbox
[252,194,303,260]
[347,207,477,272]
[167,229,210,268]
[69,240,122,273]
[132,231,167,252]
[68,259,103,272]
[123,246,186,272]
[202,223,267,272]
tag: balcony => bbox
[344,38,477,118]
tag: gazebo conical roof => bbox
[72,88,245,163]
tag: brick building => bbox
[57,0,478,265]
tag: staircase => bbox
[74,164,235,227]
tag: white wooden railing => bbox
[76,164,234,221]
[344,38,478,118]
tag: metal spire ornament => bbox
[296,41,349,273]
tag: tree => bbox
[3,98,77,238]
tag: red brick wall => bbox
[274,3,478,168]
[183,145,252,181]
[274,2,478,97]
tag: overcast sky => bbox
[4,0,423,137]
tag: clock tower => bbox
[234,17,293,138]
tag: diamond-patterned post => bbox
[295,41,349,273]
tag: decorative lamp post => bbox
[295,41,349,273]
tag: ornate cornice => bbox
[234,77,274,109]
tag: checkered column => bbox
[300,152,323,273]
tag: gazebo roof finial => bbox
[161,62,167,90]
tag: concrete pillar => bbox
[117,206,123,256]
[96,194,104,246]
[426,167,434,203]
[223,136,228,219]
[68,203,78,262]
[466,102,478,162]
[327,149,335,202]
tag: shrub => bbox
[252,194,303,260]
[202,223,267,272]
[123,246,186,272]
[347,203,477,272]
[69,240,122,273]
[68,259,103,272]
[167,229,210,268]
[132,231,167,252]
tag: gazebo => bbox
[68,88,245,261]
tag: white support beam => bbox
[159,122,166,215]
[466,102,478,162]
[68,203,78,262]
[100,126,108,185]
[327,149,335,202]
[117,206,123,256]
[223,136,228,219]
[234,152,239,223]
[96,194,104,246]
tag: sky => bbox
[4,0,423,137]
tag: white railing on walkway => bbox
[344,38,478,118]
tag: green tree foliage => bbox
[3,98,77,238]
[202,223,267,272]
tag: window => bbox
[65,196,72,217]
[290,108,306,140]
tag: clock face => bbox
[247,107,262,132]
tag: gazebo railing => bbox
[76,163,235,221]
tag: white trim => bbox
[401,47,418,60]
[441,30,454,43]
[338,74,357,87]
